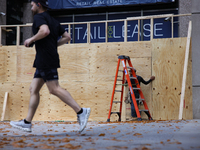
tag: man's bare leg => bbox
[46,80,90,132]
[46,80,81,113]
[25,78,45,122]
[10,78,45,132]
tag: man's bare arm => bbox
[57,31,71,47]
[24,24,50,47]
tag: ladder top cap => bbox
[118,55,130,60]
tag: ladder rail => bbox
[127,60,143,98]
[127,59,152,120]
[118,62,126,121]
[107,59,121,121]
[121,59,141,119]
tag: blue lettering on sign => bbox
[91,23,105,43]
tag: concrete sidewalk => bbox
[0,119,200,150]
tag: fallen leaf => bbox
[62,138,70,142]
[141,146,151,150]
[133,133,142,136]
[64,143,82,149]
[106,146,128,149]
[99,133,105,136]
[26,143,34,147]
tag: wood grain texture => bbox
[152,38,192,120]
[0,47,5,82]
[0,39,192,121]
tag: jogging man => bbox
[10,0,90,133]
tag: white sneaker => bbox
[10,119,32,132]
[77,108,91,133]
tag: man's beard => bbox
[32,9,38,16]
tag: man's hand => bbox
[150,76,155,81]
[24,38,34,47]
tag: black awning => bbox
[48,0,175,9]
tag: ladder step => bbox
[111,112,120,114]
[130,77,137,79]
[115,90,122,92]
[116,84,128,86]
[132,88,141,90]
[136,98,144,101]
[116,84,137,86]
[113,101,121,103]
[139,109,149,112]
[117,79,123,81]
[126,66,133,69]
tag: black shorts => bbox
[34,68,59,82]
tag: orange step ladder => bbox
[107,55,153,121]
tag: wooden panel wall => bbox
[0,38,192,121]
[152,38,193,120]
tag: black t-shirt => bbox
[32,11,65,69]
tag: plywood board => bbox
[152,38,192,120]
[20,83,31,119]
[58,44,90,82]
[0,83,23,120]
[17,46,36,82]
[3,46,17,83]
[0,47,5,82]
[0,39,193,121]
